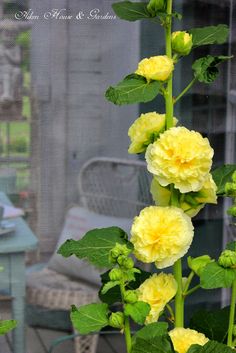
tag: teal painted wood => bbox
[0,192,38,253]
[0,192,38,353]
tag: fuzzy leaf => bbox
[190,306,232,343]
[212,164,236,195]
[192,55,232,84]
[112,1,151,21]
[132,322,168,345]
[101,281,120,295]
[189,24,229,48]
[58,227,130,268]
[124,301,150,325]
[132,334,174,353]
[200,261,236,289]
[105,74,161,105]
[71,303,109,334]
[0,320,17,335]
[187,341,235,353]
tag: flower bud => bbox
[218,250,236,268]
[109,312,124,329]
[124,290,138,304]
[171,31,193,56]
[225,182,236,197]
[147,0,166,16]
[109,268,123,281]
[227,205,236,217]
[110,243,132,262]
[187,255,212,276]
[117,256,134,269]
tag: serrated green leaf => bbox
[0,320,17,335]
[124,301,150,325]
[187,340,235,353]
[189,24,229,48]
[212,165,236,195]
[200,261,236,289]
[132,322,168,345]
[132,334,174,353]
[226,241,236,252]
[58,227,130,268]
[190,306,232,343]
[101,280,120,295]
[112,1,151,21]
[71,303,109,334]
[105,74,161,105]
[192,55,232,84]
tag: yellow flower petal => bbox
[169,328,209,353]
[135,55,174,82]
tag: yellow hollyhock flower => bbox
[128,112,177,154]
[146,126,214,193]
[130,206,194,268]
[169,328,209,353]
[138,273,177,324]
[135,55,174,82]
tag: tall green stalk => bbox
[120,281,132,353]
[165,0,184,328]
[227,278,236,347]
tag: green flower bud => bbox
[171,31,193,56]
[109,268,123,281]
[110,243,132,262]
[109,312,124,329]
[225,182,236,197]
[124,290,138,304]
[117,256,134,269]
[147,0,166,16]
[218,250,236,268]
[187,255,212,276]
[227,205,236,217]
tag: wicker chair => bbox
[26,157,152,353]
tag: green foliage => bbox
[58,227,131,268]
[212,165,236,196]
[226,241,236,252]
[188,255,212,276]
[124,301,150,325]
[105,74,161,105]
[131,334,174,353]
[187,341,235,353]
[190,306,232,343]
[70,303,109,334]
[189,25,229,48]
[132,322,168,345]
[192,55,232,84]
[112,1,151,21]
[101,280,120,294]
[200,261,236,289]
[0,320,17,335]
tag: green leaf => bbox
[71,303,109,334]
[212,165,236,195]
[0,320,17,335]
[192,55,232,84]
[226,241,236,252]
[189,24,229,48]
[132,322,168,345]
[58,226,130,268]
[112,1,151,21]
[187,340,235,353]
[200,261,236,289]
[124,301,150,325]
[101,281,120,295]
[99,268,151,304]
[105,74,161,105]
[190,306,232,343]
[132,334,174,353]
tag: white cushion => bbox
[48,206,132,286]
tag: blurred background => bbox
[0,0,235,352]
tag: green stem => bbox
[165,0,173,129]
[174,77,197,104]
[183,284,201,297]
[120,282,132,353]
[183,271,195,293]
[227,278,236,347]
[166,303,175,322]
[173,259,184,327]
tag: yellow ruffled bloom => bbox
[130,206,194,268]
[135,55,174,82]
[128,112,177,154]
[138,273,177,324]
[146,126,214,193]
[151,174,217,217]
[169,328,209,353]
